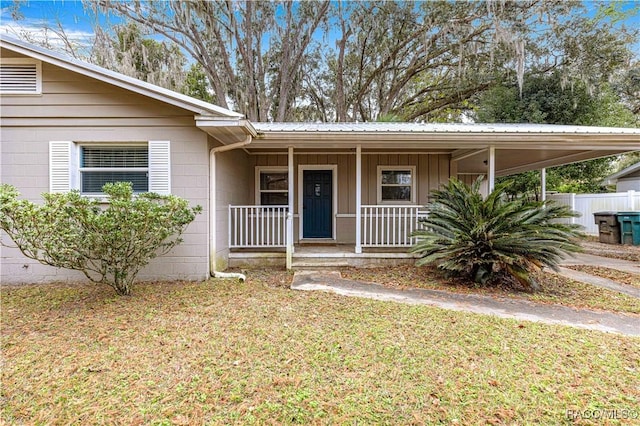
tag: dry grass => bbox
[565,265,640,289]
[581,240,640,263]
[342,265,640,315]
[2,277,640,425]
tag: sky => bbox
[1,0,639,57]
[1,0,96,45]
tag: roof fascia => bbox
[196,117,258,138]
[249,131,640,150]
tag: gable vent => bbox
[0,60,42,94]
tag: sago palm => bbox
[410,178,583,291]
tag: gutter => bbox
[209,134,253,281]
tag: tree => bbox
[183,63,213,103]
[410,179,583,291]
[91,0,330,121]
[92,22,187,92]
[476,71,637,196]
[306,0,638,122]
[613,62,640,117]
[614,151,640,172]
[0,183,201,296]
[88,0,637,122]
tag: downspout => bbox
[209,134,253,281]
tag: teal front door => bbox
[303,170,332,238]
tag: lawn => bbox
[2,276,639,425]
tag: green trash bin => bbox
[616,211,640,246]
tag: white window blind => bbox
[80,146,149,193]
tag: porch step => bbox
[229,246,420,269]
[292,259,353,269]
[298,239,337,246]
[292,256,418,269]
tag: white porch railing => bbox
[229,205,288,248]
[361,205,428,247]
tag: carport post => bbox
[286,146,294,269]
[355,144,362,254]
[487,146,495,193]
[541,168,546,201]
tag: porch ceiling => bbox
[457,148,633,176]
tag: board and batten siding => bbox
[0,49,210,284]
[250,152,451,243]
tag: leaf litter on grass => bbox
[565,265,640,288]
[2,278,640,425]
[341,265,640,315]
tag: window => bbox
[256,168,288,205]
[49,141,170,195]
[377,166,416,203]
[80,146,149,194]
[0,58,42,94]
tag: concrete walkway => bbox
[560,252,640,274]
[557,253,640,297]
[292,269,640,337]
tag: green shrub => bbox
[0,182,201,295]
[410,178,583,291]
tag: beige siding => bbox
[617,178,640,192]
[363,153,450,204]
[1,50,212,284]
[214,144,252,269]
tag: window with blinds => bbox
[0,59,42,94]
[80,146,149,193]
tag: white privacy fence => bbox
[361,205,429,247]
[229,205,288,248]
[547,191,639,235]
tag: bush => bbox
[0,182,201,295]
[410,178,583,291]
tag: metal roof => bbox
[0,35,244,119]
[254,122,640,135]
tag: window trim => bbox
[255,166,289,205]
[49,141,170,197]
[377,165,416,204]
[0,58,42,95]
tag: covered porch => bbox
[201,121,640,271]
[227,203,428,268]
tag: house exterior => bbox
[603,162,640,192]
[0,36,254,284]
[2,35,640,284]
